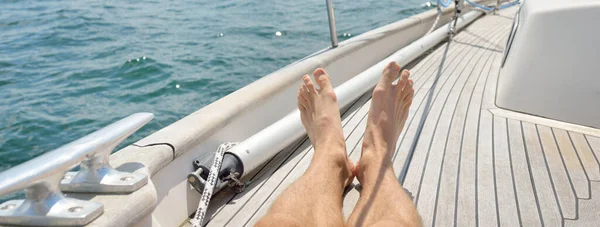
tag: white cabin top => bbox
[497,0,600,129]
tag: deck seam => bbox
[240,91,376,225]
[421,23,508,226]
[212,90,370,226]
[390,22,501,166]
[535,125,566,225]
[216,138,307,226]
[518,121,545,225]
[583,135,600,175]
[204,6,600,227]
[452,27,507,227]
[478,47,500,227]
[504,118,524,226]
[398,23,503,185]
[475,52,499,227]
[550,128,581,220]
[567,132,592,201]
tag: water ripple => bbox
[0,0,428,202]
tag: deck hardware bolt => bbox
[120,176,134,181]
[0,204,15,210]
[68,206,84,213]
[189,176,195,183]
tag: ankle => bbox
[308,152,352,187]
[363,128,396,153]
[311,136,349,167]
[356,151,394,178]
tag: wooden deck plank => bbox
[506,119,543,226]
[204,6,600,227]
[239,94,378,226]
[339,23,473,218]
[391,21,478,165]
[401,20,503,197]
[402,40,481,198]
[537,125,578,219]
[340,101,371,219]
[476,111,499,227]
[345,21,497,221]
[564,181,600,227]
[204,137,308,226]
[492,116,521,227]
[215,140,313,226]
[521,122,563,227]
[473,13,511,227]
[391,38,471,174]
[207,91,372,226]
[569,132,600,181]
[205,89,368,223]
[414,25,504,227]
[205,90,372,226]
[391,36,468,168]
[433,18,511,227]
[394,41,473,187]
[431,33,504,227]
[553,129,590,199]
[455,28,508,227]
[584,135,600,174]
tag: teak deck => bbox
[199,6,600,227]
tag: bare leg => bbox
[347,62,421,227]
[256,69,354,227]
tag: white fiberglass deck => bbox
[201,7,600,226]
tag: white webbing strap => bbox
[190,142,236,227]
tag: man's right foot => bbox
[355,62,414,183]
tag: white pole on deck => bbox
[230,10,484,179]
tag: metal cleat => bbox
[0,113,153,226]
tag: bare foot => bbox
[297,68,354,186]
[355,62,414,183]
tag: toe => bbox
[399,69,410,88]
[298,100,306,112]
[299,84,311,102]
[313,68,334,92]
[378,62,401,88]
[396,69,411,97]
[298,84,308,110]
[402,79,415,105]
[302,75,317,94]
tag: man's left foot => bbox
[297,68,354,187]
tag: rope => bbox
[464,0,520,12]
[465,0,496,11]
[426,3,443,35]
[437,0,453,8]
[498,0,520,10]
[190,142,237,227]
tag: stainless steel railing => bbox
[0,113,153,226]
[325,0,338,48]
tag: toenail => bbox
[314,68,325,75]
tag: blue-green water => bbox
[0,1,432,173]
